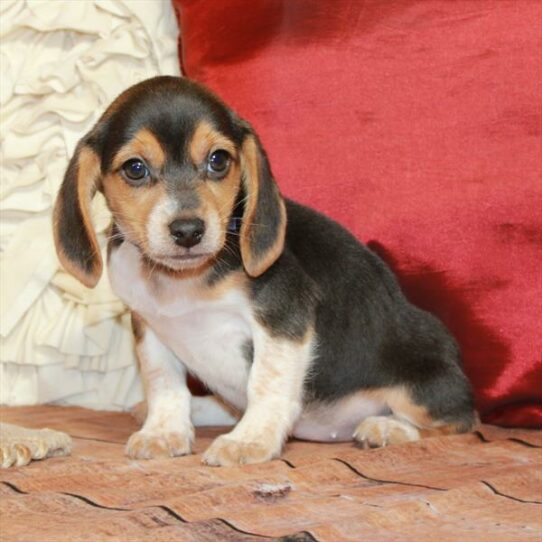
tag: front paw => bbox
[202,435,277,467]
[0,425,72,468]
[125,429,193,459]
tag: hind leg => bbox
[353,382,477,449]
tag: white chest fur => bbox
[109,242,389,441]
[108,242,253,409]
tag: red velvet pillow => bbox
[173,0,542,427]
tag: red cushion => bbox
[173,0,542,427]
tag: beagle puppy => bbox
[53,76,476,466]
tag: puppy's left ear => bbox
[238,128,287,277]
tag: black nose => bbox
[168,218,205,248]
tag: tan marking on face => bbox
[189,120,237,164]
[155,151,241,268]
[187,121,241,262]
[199,159,241,225]
[53,146,103,288]
[112,129,166,171]
[103,171,167,253]
[239,136,287,277]
[106,123,242,271]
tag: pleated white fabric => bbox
[0,0,180,410]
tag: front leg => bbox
[126,313,193,459]
[203,327,314,466]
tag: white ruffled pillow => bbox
[0,0,180,409]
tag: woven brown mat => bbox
[1,406,540,541]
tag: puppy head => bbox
[53,76,286,287]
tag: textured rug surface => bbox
[0,406,540,541]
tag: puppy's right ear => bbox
[53,139,103,288]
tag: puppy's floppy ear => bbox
[53,137,103,288]
[238,127,287,277]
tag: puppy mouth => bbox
[151,251,214,270]
[165,253,211,261]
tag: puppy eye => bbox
[207,150,231,178]
[122,159,150,184]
